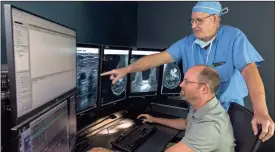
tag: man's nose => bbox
[179,81,185,87]
[191,21,198,29]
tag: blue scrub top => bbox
[167,25,264,111]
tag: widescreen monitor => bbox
[4,5,76,124]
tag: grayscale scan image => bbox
[161,62,183,95]
[101,53,128,105]
[111,56,128,96]
[76,51,99,112]
[163,63,181,89]
[130,57,158,93]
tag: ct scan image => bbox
[130,56,158,93]
[101,53,128,105]
[76,50,99,112]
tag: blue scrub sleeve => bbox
[167,38,185,63]
[233,30,264,72]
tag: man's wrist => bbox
[152,117,159,123]
[253,103,269,115]
[125,66,131,73]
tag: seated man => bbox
[89,65,235,152]
[138,65,235,152]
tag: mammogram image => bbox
[110,55,128,96]
[76,52,99,112]
[163,63,181,89]
[130,56,158,93]
[101,54,128,105]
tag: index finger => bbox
[251,119,258,135]
[100,70,114,76]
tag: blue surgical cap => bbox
[192,1,223,16]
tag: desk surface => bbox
[83,123,180,152]
[77,103,186,152]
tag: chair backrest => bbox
[228,102,262,152]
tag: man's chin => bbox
[194,34,204,40]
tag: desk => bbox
[83,124,180,152]
[77,101,187,152]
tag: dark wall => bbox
[86,2,137,47]
[137,1,195,48]
[1,1,137,64]
[137,1,275,150]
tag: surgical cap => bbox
[192,1,225,16]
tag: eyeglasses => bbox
[189,14,215,25]
[183,79,206,85]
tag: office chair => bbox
[228,102,262,152]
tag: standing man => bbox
[101,1,274,142]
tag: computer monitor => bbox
[3,5,77,124]
[68,94,77,151]
[161,61,184,95]
[11,98,70,152]
[76,43,100,114]
[100,46,129,107]
[129,48,161,98]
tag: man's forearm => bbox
[241,63,268,114]
[126,51,174,73]
[154,118,187,130]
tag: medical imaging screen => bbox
[161,61,183,95]
[76,47,99,112]
[130,51,160,95]
[101,49,129,106]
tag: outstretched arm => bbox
[165,142,194,152]
[101,51,174,84]
[126,51,174,73]
[137,114,187,130]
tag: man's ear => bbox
[201,84,209,94]
[213,15,219,23]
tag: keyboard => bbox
[111,123,157,152]
[75,141,89,152]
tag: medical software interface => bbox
[17,101,69,152]
[10,8,76,118]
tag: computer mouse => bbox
[109,114,117,119]
[137,116,147,121]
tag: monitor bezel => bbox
[4,4,77,125]
[76,43,101,115]
[128,47,164,98]
[68,93,77,151]
[99,45,131,109]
